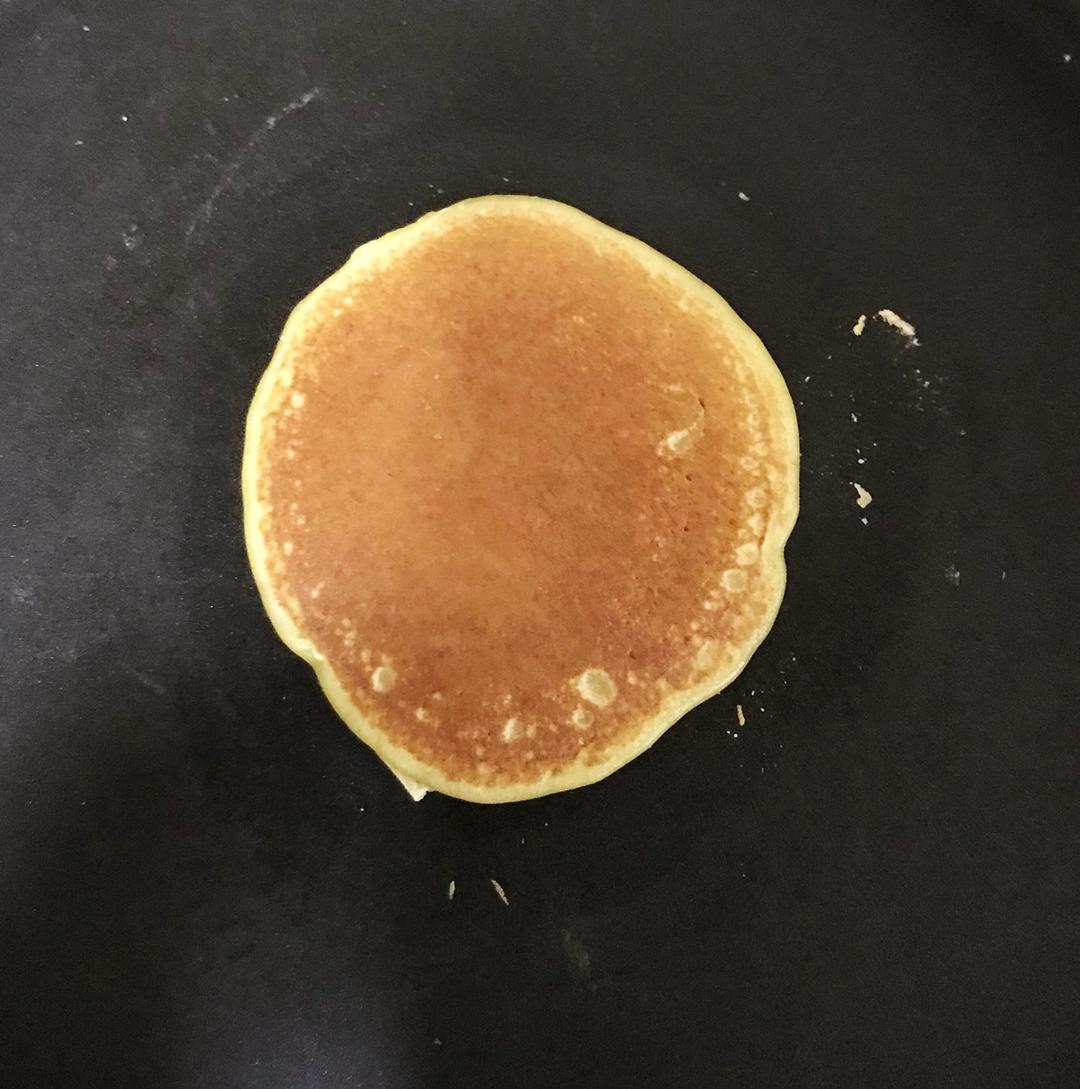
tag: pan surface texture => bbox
[1,1,1077,1086]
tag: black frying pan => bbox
[2,1,1078,1085]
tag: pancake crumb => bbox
[944,564,961,587]
[876,308,919,344]
[490,879,509,906]
[852,314,866,336]
[448,880,455,900]
[852,481,873,508]
[736,704,746,727]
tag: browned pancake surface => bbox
[251,204,791,791]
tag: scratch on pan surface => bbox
[120,663,167,695]
[186,88,323,240]
[490,879,510,906]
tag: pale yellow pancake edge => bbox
[242,194,800,804]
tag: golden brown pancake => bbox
[242,196,799,803]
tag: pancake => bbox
[242,195,799,803]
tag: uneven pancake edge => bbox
[242,194,800,804]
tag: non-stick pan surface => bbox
[2,1,1078,1086]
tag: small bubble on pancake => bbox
[694,639,720,671]
[371,665,397,693]
[659,428,697,457]
[573,668,617,708]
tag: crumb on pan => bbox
[876,308,919,344]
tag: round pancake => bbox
[242,195,799,803]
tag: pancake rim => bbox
[242,195,799,803]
